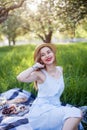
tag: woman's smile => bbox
[45,57,53,62]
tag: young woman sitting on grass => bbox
[17,43,82,130]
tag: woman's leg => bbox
[62,117,82,130]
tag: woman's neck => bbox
[46,64,56,73]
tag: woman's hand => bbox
[32,62,44,71]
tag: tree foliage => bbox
[0,0,25,23]
[0,0,87,43]
[63,0,87,37]
[22,0,87,43]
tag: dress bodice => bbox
[29,66,65,117]
[37,66,64,98]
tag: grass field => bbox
[0,43,87,106]
[0,42,87,129]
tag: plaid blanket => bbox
[0,88,34,130]
[0,88,86,130]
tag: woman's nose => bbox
[45,54,49,58]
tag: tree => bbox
[0,0,25,23]
[1,11,23,46]
[21,0,65,43]
[22,0,87,43]
[63,0,87,37]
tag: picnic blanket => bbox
[0,88,34,130]
[0,88,87,130]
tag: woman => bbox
[17,43,82,130]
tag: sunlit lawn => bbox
[0,43,87,107]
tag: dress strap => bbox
[56,66,63,74]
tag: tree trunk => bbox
[44,31,53,43]
[12,38,16,45]
[8,38,11,46]
[38,31,53,43]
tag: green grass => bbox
[0,43,87,106]
[0,42,87,129]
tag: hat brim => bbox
[34,43,56,61]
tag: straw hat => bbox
[34,43,56,61]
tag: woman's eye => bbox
[47,51,51,54]
[41,54,45,57]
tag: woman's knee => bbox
[79,110,83,121]
[77,117,82,123]
[64,117,81,126]
[63,118,79,130]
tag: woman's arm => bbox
[17,63,44,83]
[17,67,36,82]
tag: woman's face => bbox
[40,47,55,65]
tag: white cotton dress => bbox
[29,66,82,130]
